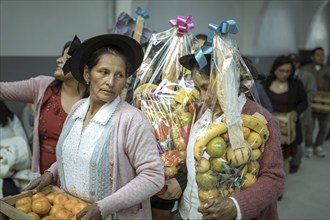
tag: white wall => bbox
[0,0,329,56]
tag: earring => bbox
[86,81,89,85]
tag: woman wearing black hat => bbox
[26,34,165,220]
[0,39,86,175]
[177,52,285,220]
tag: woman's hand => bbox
[25,171,53,192]
[291,111,298,122]
[157,178,182,200]
[198,196,237,220]
[76,204,102,220]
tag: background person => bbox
[288,53,317,172]
[0,38,87,174]
[301,47,330,158]
[26,34,165,220]
[0,101,32,198]
[262,56,308,174]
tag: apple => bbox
[196,157,210,173]
[196,170,217,190]
[206,137,227,157]
[198,188,219,202]
[209,157,224,172]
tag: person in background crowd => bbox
[288,53,317,172]
[262,56,308,175]
[21,103,35,148]
[177,51,285,220]
[0,101,31,198]
[301,47,330,158]
[242,56,274,113]
[26,34,164,220]
[0,39,87,175]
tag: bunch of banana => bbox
[174,87,200,105]
[133,83,157,100]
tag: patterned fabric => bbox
[39,86,68,173]
[58,96,120,202]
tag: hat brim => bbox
[69,34,144,84]
[179,54,211,71]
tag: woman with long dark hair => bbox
[0,38,87,175]
[262,56,308,174]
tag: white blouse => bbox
[61,98,115,202]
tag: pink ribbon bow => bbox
[169,15,194,36]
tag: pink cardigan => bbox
[0,76,55,174]
[49,99,165,219]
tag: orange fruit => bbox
[41,216,55,220]
[46,192,59,204]
[55,209,73,220]
[64,198,79,211]
[32,199,51,215]
[49,204,64,217]
[53,193,69,205]
[27,212,41,220]
[16,203,32,213]
[15,196,32,207]
[243,127,251,139]
[34,197,49,203]
[32,192,46,200]
[71,202,88,215]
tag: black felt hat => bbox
[179,52,261,80]
[69,34,144,84]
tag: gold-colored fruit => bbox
[195,157,210,173]
[251,149,262,160]
[198,188,219,202]
[243,127,251,139]
[247,131,263,149]
[226,144,252,167]
[241,173,257,189]
[247,160,260,175]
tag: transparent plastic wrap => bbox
[191,21,270,205]
[130,16,195,107]
[130,16,200,192]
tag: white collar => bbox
[72,96,120,125]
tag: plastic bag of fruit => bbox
[131,16,200,185]
[190,20,270,205]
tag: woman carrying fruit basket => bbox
[25,34,165,220]
[178,20,285,220]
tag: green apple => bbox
[206,137,227,157]
[196,170,217,190]
[209,157,224,172]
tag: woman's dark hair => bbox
[50,41,72,89]
[86,46,132,77]
[268,55,296,82]
[0,101,14,127]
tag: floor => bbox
[277,139,330,220]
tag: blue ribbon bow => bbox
[194,20,239,69]
[134,6,150,19]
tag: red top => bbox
[268,91,288,113]
[39,86,68,173]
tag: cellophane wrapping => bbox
[131,17,201,192]
[192,33,270,205]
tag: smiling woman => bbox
[25,34,165,220]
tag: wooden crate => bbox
[0,185,85,220]
[273,112,296,145]
[312,92,330,113]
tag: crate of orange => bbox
[0,185,89,220]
